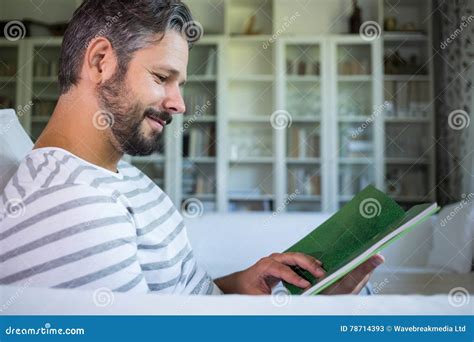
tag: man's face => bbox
[97,30,188,156]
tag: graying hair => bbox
[58,0,194,94]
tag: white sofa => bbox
[0,108,472,315]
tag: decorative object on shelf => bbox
[0,95,13,109]
[288,127,320,158]
[0,62,17,77]
[401,23,417,32]
[242,15,261,35]
[338,59,370,75]
[349,0,362,34]
[384,17,397,32]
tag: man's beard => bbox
[96,72,172,156]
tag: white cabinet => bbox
[0,0,436,213]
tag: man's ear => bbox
[84,37,118,85]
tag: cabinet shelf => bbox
[383,33,428,42]
[228,75,274,82]
[287,158,321,164]
[229,157,273,164]
[385,117,430,123]
[337,75,372,82]
[385,157,430,165]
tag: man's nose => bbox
[163,85,186,115]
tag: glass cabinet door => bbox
[383,35,433,204]
[226,37,275,211]
[181,42,219,212]
[284,42,322,212]
[335,42,375,206]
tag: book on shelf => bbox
[288,128,320,158]
[283,185,439,295]
[187,126,216,158]
[289,169,321,196]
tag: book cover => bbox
[283,185,439,295]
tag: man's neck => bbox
[34,92,123,173]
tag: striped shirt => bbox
[0,147,221,295]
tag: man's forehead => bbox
[139,31,189,69]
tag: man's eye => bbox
[155,74,168,83]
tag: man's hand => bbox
[215,252,325,295]
[214,253,384,295]
[322,254,384,294]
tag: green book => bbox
[284,185,439,295]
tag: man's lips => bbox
[146,115,165,130]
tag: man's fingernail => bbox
[300,279,310,287]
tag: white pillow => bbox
[427,200,474,273]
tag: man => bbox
[0,0,383,295]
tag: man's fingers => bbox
[261,259,311,288]
[270,252,325,279]
[324,254,384,294]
